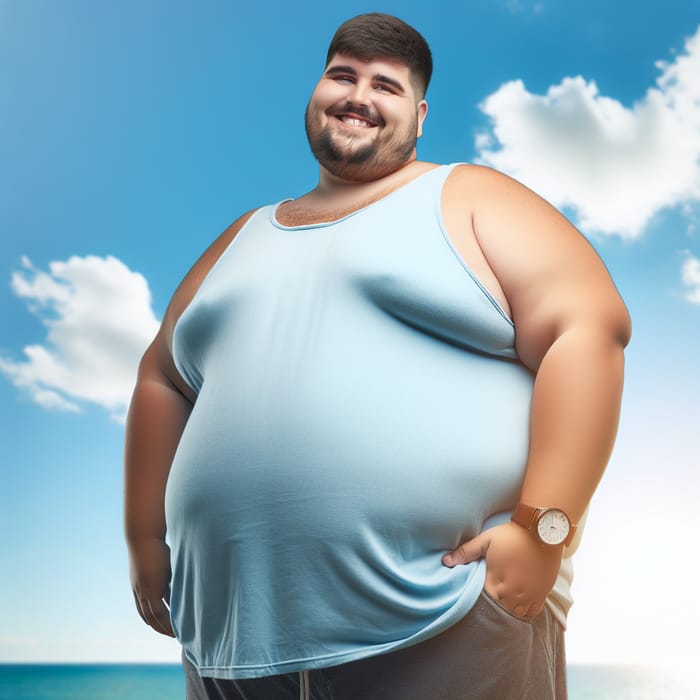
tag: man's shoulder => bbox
[442,163,510,202]
[448,162,514,185]
[446,163,550,210]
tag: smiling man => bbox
[304,56,427,181]
[125,13,630,700]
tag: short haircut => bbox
[325,13,433,98]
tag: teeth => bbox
[340,116,372,127]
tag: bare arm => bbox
[443,166,631,616]
[478,167,631,524]
[124,335,192,637]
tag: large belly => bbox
[166,342,533,558]
[165,350,533,662]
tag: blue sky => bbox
[1,0,699,669]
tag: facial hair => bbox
[304,100,419,183]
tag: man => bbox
[125,13,630,700]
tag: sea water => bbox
[0,663,697,699]
[0,664,184,700]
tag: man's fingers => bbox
[144,597,176,637]
[132,591,149,626]
[526,600,545,618]
[442,533,489,567]
[133,589,175,637]
[484,581,545,620]
[500,596,543,620]
[147,599,176,637]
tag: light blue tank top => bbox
[166,163,536,679]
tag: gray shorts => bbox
[183,590,567,700]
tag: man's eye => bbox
[374,84,393,93]
[335,76,354,84]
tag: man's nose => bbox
[347,79,372,106]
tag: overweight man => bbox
[125,13,631,700]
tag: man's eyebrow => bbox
[324,65,358,78]
[324,65,406,94]
[372,73,406,93]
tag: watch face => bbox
[537,509,570,545]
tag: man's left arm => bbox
[442,165,632,618]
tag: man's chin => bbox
[308,131,375,167]
[327,132,377,159]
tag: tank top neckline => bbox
[270,163,457,231]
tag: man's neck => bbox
[273,158,437,228]
[312,156,424,204]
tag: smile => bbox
[336,115,377,128]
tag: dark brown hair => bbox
[325,13,433,98]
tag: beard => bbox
[304,101,418,182]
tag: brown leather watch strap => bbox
[511,503,577,546]
[511,502,540,531]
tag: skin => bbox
[124,52,631,636]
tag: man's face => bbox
[305,53,428,182]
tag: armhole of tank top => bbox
[169,206,267,391]
[435,164,514,328]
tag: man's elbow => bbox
[607,295,632,350]
[564,287,632,351]
[516,294,631,371]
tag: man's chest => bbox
[273,169,511,318]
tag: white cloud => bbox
[475,25,700,239]
[0,255,160,422]
[681,254,700,304]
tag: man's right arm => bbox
[124,334,192,637]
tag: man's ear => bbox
[416,100,428,138]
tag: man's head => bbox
[305,14,432,182]
[325,13,432,99]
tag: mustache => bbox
[328,102,384,126]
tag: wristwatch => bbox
[511,503,577,547]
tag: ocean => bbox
[0,664,697,699]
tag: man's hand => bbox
[128,538,176,637]
[442,522,563,619]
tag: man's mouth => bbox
[336,114,378,128]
